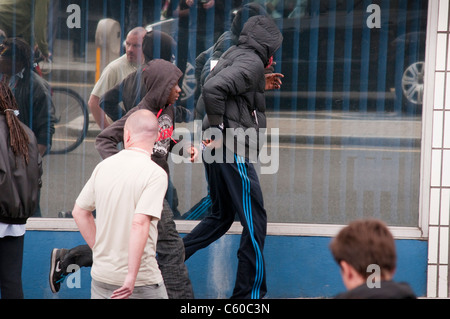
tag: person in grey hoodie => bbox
[183,15,283,299]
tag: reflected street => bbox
[39,111,421,227]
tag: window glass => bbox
[0,0,426,227]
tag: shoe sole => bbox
[49,248,59,293]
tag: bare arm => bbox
[111,213,152,299]
[72,203,96,249]
[88,94,110,129]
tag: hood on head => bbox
[142,30,176,63]
[138,59,182,110]
[238,15,283,66]
[231,2,268,36]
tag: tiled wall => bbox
[427,0,450,298]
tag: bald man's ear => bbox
[123,128,131,147]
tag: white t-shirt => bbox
[0,222,25,238]
[91,55,139,98]
[76,149,168,287]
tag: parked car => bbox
[147,0,428,115]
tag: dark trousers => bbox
[183,149,267,299]
[0,235,24,299]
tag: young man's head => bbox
[329,219,397,290]
[137,59,182,110]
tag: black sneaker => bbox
[49,248,68,293]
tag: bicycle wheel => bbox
[49,87,89,155]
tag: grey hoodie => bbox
[95,59,183,176]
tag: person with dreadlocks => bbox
[0,82,42,299]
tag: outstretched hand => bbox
[265,73,284,90]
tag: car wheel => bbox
[180,61,197,104]
[402,61,424,106]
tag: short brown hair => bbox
[329,219,396,280]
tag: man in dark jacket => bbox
[182,15,283,299]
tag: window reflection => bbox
[0,0,426,227]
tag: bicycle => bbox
[34,51,89,155]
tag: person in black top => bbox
[182,15,283,299]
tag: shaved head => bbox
[124,109,159,148]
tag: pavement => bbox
[45,39,422,149]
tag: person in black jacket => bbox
[181,2,283,221]
[182,15,283,299]
[0,82,42,299]
[330,219,417,299]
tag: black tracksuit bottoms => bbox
[183,149,267,299]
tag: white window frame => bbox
[27,0,438,241]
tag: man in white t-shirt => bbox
[72,109,168,299]
[88,26,147,129]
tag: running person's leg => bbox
[183,159,236,260]
[49,244,92,293]
[156,199,194,299]
[224,154,267,299]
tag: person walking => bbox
[0,82,42,299]
[96,59,197,299]
[182,15,283,299]
[88,27,147,129]
[72,109,168,299]
[50,59,196,299]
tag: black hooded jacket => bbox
[194,3,268,119]
[201,15,282,158]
